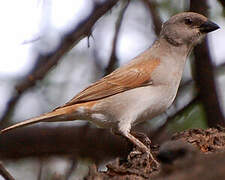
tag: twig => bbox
[141,0,162,36]
[0,0,120,127]
[22,36,41,44]
[218,0,225,9]
[178,79,194,93]
[65,159,77,180]
[37,159,44,180]
[216,62,225,73]
[105,0,130,75]
[0,162,15,180]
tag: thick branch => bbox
[0,125,130,162]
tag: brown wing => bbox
[61,57,160,107]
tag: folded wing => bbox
[61,57,160,107]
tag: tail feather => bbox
[0,109,68,134]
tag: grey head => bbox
[160,12,220,47]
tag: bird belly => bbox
[132,85,177,125]
[89,84,178,129]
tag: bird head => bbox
[160,12,220,47]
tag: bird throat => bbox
[164,35,183,47]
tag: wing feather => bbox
[61,57,160,107]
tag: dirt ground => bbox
[86,126,225,180]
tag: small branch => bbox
[178,79,194,93]
[167,96,200,123]
[65,159,77,180]
[218,0,225,7]
[218,0,225,16]
[37,159,44,180]
[141,0,162,36]
[0,162,15,180]
[216,62,225,73]
[0,0,120,127]
[22,36,41,44]
[105,0,129,75]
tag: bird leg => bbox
[124,132,159,165]
[131,131,152,147]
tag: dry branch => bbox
[105,0,129,75]
[0,124,130,161]
[0,162,15,180]
[142,0,162,36]
[0,0,120,127]
[218,0,225,16]
[64,160,77,180]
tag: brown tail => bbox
[0,108,69,134]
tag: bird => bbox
[0,12,220,164]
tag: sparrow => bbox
[0,12,219,164]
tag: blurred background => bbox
[0,0,224,179]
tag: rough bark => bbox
[86,127,225,179]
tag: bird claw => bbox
[129,150,142,158]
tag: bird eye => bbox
[184,18,193,25]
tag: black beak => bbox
[200,20,220,33]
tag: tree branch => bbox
[218,0,225,13]
[190,0,225,127]
[0,0,120,127]
[141,0,162,36]
[0,125,130,162]
[0,162,15,180]
[105,0,129,75]
[216,61,225,73]
[65,159,77,180]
